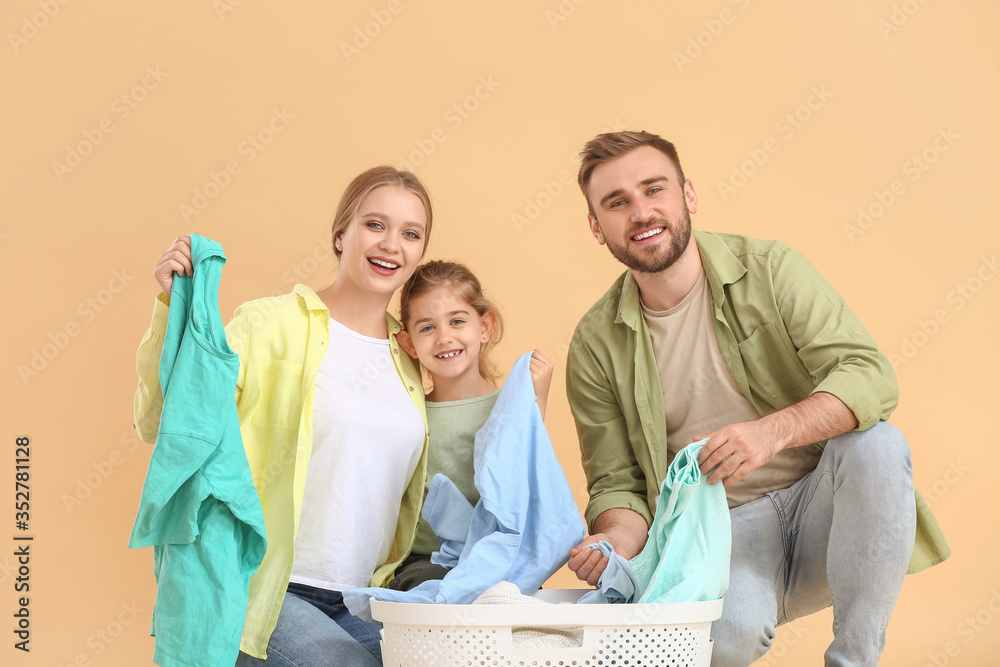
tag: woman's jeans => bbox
[235,582,383,667]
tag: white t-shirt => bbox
[289,317,424,591]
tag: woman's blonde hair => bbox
[331,165,433,258]
[400,260,505,383]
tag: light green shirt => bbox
[566,230,949,574]
[413,390,500,555]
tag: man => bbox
[565,131,949,666]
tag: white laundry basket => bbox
[372,589,723,667]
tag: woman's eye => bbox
[365,221,384,230]
[404,230,421,239]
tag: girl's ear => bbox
[480,311,496,344]
[396,329,418,359]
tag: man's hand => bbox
[696,392,860,485]
[568,535,612,587]
[696,420,782,485]
[567,508,648,586]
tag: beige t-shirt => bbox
[642,270,822,508]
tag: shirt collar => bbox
[291,283,402,334]
[614,230,748,330]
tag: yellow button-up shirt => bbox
[134,284,428,659]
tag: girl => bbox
[388,260,552,590]
[134,166,433,667]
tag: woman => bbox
[134,166,433,666]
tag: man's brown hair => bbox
[577,131,685,216]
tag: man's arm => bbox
[699,244,895,483]
[565,322,652,584]
[698,391,857,484]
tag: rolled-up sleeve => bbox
[566,328,653,531]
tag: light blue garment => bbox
[577,541,640,604]
[423,473,475,569]
[344,352,586,621]
[628,438,730,603]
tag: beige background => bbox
[2,1,997,665]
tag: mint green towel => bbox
[629,439,730,603]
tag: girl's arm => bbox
[529,350,553,420]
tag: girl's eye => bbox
[450,319,465,326]
[418,325,433,333]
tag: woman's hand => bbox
[529,349,553,419]
[153,235,193,302]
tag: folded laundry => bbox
[473,582,583,648]
[344,353,586,620]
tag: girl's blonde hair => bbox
[331,165,433,258]
[400,260,505,383]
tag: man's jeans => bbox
[235,583,383,667]
[710,421,916,667]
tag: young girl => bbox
[388,260,552,591]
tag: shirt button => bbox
[408,386,414,392]
[393,348,398,355]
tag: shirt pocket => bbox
[737,322,809,399]
[251,358,305,430]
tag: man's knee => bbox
[826,421,912,477]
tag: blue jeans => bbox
[709,421,916,667]
[235,583,383,667]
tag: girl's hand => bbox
[154,235,193,302]
[529,350,553,419]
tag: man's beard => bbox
[604,209,692,274]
